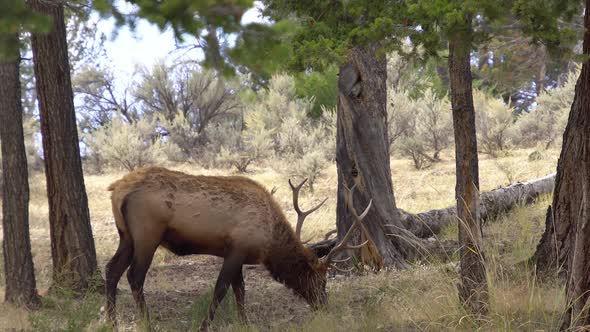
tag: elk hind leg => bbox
[127,239,159,328]
[105,231,133,324]
[199,252,246,331]
[231,266,247,322]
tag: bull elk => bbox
[105,167,371,331]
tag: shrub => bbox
[239,74,336,177]
[283,150,326,192]
[515,69,577,149]
[399,137,432,170]
[415,89,453,161]
[215,127,274,173]
[473,90,516,157]
[280,110,336,191]
[201,119,244,169]
[528,150,544,162]
[494,160,523,185]
[85,117,166,171]
[23,117,43,172]
[387,90,414,152]
[158,111,202,161]
[394,88,453,169]
[133,61,241,159]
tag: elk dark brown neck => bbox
[263,215,318,297]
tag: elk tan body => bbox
[110,167,287,263]
[105,167,372,331]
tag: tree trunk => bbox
[336,44,417,269]
[448,28,489,315]
[401,173,556,238]
[555,1,590,328]
[536,45,548,96]
[532,6,590,278]
[28,0,100,292]
[0,33,41,309]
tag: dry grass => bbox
[0,148,562,331]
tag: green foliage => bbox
[201,119,244,169]
[512,0,580,53]
[229,20,298,88]
[64,6,107,74]
[263,0,407,72]
[0,0,50,61]
[213,120,273,173]
[472,35,571,112]
[408,0,578,54]
[29,288,106,332]
[94,0,288,78]
[189,287,238,330]
[295,65,338,117]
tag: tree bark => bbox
[401,173,556,238]
[553,0,590,328]
[0,33,41,309]
[448,27,489,315]
[28,0,99,292]
[532,4,590,278]
[536,45,548,96]
[336,44,418,269]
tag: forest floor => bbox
[0,148,565,331]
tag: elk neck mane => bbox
[263,198,321,294]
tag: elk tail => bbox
[108,184,134,246]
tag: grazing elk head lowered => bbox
[104,167,371,331]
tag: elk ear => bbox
[308,244,331,259]
[306,229,338,259]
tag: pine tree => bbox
[28,0,100,291]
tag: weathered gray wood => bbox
[335,44,410,269]
[311,173,556,260]
[400,173,556,238]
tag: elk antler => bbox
[289,178,328,241]
[320,183,372,270]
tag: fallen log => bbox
[399,173,556,238]
[310,173,556,254]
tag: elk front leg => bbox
[199,252,246,332]
[231,265,247,322]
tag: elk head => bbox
[286,178,372,308]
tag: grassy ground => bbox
[0,148,562,331]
